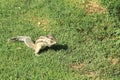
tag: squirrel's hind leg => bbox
[34,45,42,56]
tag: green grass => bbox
[0,0,120,80]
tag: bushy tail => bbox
[11,36,35,49]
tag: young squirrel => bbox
[11,35,56,56]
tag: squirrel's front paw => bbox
[34,53,40,56]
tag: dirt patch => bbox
[85,0,108,14]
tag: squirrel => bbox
[11,35,56,56]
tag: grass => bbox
[0,0,120,80]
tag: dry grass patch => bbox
[84,71,96,79]
[36,18,50,31]
[24,16,53,31]
[19,9,53,31]
[108,57,119,65]
[66,0,86,8]
[28,17,50,26]
[71,63,84,70]
[85,0,108,14]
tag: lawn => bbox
[0,0,120,80]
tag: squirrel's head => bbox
[46,34,57,47]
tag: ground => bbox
[0,0,120,80]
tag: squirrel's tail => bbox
[11,36,35,49]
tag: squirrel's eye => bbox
[50,40,53,43]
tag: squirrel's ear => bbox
[47,34,55,37]
[39,36,46,39]
[46,34,56,41]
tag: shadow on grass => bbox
[38,44,68,54]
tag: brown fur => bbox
[11,35,56,56]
